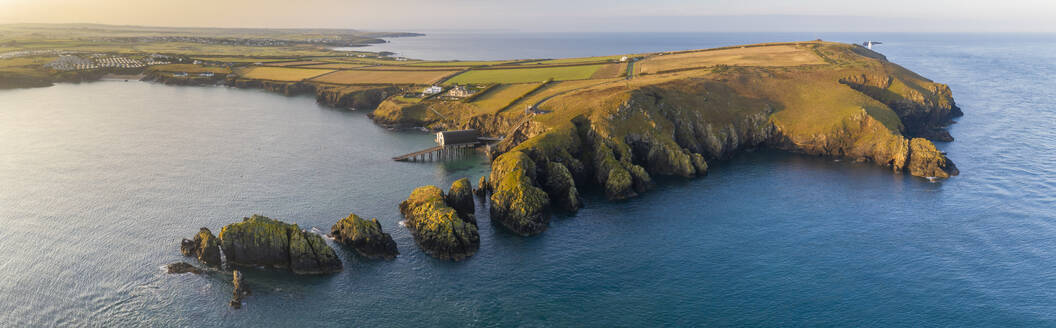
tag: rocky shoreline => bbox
[140,71,400,111]
[149,44,962,243]
[159,41,964,309]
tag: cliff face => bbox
[218,215,342,274]
[371,99,521,136]
[480,42,960,236]
[142,71,396,111]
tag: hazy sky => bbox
[1,0,1054,32]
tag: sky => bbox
[1,0,1054,33]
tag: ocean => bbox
[2,32,1055,327]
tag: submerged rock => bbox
[330,213,399,260]
[166,262,202,274]
[229,270,250,309]
[446,178,475,220]
[219,215,342,275]
[399,186,480,261]
[179,227,222,267]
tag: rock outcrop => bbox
[446,178,475,219]
[219,215,342,274]
[166,262,202,274]
[399,186,480,261]
[907,138,959,178]
[179,227,222,267]
[330,213,399,260]
[474,176,490,196]
[488,151,551,236]
[229,270,250,309]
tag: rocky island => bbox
[399,183,480,261]
[175,215,343,275]
[330,213,399,260]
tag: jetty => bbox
[393,129,500,162]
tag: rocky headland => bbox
[163,42,960,243]
[387,42,961,237]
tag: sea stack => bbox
[399,186,480,261]
[330,213,399,260]
[474,176,489,196]
[229,270,250,309]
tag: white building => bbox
[422,85,443,96]
[620,56,629,62]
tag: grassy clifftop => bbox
[481,41,960,236]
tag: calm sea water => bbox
[2,33,1056,327]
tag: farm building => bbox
[422,85,443,96]
[447,85,475,98]
[435,129,481,147]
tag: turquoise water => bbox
[2,33,1056,326]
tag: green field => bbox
[469,83,541,113]
[193,57,286,63]
[237,66,334,81]
[0,56,57,68]
[407,60,516,67]
[529,55,626,65]
[300,63,371,69]
[310,69,457,85]
[444,65,603,85]
[148,64,232,74]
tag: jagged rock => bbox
[399,186,480,260]
[179,239,195,257]
[179,227,222,267]
[691,153,709,176]
[330,213,399,260]
[219,215,342,275]
[489,151,551,235]
[166,262,202,274]
[489,151,537,191]
[288,228,343,274]
[314,86,397,109]
[591,142,640,200]
[229,270,250,309]
[446,178,475,219]
[907,138,959,178]
[474,176,489,196]
[544,162,581,212]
